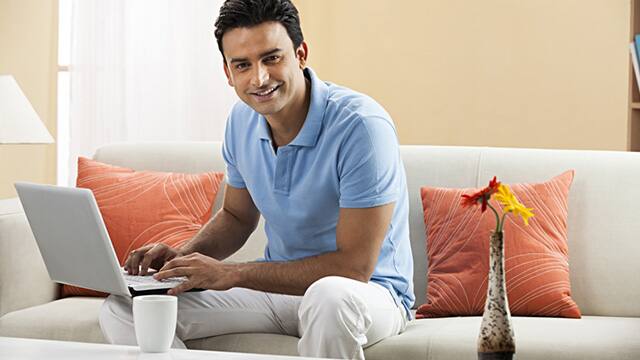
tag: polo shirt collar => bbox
[257,67,328,148]
[257,116,272,141]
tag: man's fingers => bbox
[154,266,193,280]
[126,250,144,275]
[167,280,194,296]
[125,244,154,275]
[159,256,192,272]
[138,253,154,276]
[139,245,168,276]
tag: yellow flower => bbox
[495,184,534,225]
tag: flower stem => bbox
[498,212,508,233]
[487,203,501,233]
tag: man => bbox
[99,0,414,358]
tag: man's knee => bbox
[99,295,134,344]
[304,276,357,300]
[299,276,370,323]
[99,295,132,322]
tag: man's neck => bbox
[265,75,311,148]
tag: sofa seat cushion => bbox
[0,297,300,356]
[0,297,106,343]
[185,333,299,356]
[2,298,638,360]
[364,316,640,360]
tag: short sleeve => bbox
[338,116,402,208]
[222,115,247,189]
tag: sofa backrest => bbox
[94,142,640,317]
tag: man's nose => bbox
[251,64,269,88]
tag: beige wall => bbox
[296,1,631,150]
[0,1,631,197]
[0,0,58,199]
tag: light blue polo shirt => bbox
[222,67,414,318]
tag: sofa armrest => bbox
[0,198,58,317]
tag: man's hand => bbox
[124,243,181,276]
[153,252,239,295]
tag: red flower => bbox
[461,176,501,212]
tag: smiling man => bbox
[99,1,414,359]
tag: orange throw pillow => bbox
[416,170,581,318]
[62,157,224,297]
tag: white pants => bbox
[99,276,407,359]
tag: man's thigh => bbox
[176,288,302,340]
[300,277,407,346]
[359,282,407,347]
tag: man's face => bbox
[222,21,307,117]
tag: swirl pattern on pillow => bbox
[416,170,581,318]
[61,157,223,297]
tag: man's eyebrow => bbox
[259,48,282,57]
[229,48,283,64]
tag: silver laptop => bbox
[14,182,188,297]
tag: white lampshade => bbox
[0,75,54,144]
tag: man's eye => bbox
[264,55,279,63]
[235,63,249,70]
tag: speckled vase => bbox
[477,231,516,360]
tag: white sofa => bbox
[1,142,639,359]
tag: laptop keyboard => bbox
[122,271,187,291]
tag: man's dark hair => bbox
[214,0,304,60]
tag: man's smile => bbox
[249,84,281,101]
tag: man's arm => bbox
[179,184,260,259]
[156,202,394,296]
[236,202,395,294]
[129,184,259,275]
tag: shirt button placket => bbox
[274,147,291,195]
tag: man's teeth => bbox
[255,86,277,96]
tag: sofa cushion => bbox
[0,297,300,356]
[365,316,640,360]
[185,333,299,356]
[475,147,640,317]
[86,142,640,316]
[201,315,639,360]
[92,142,268,265]
[1,298,638,359]
[62,157,224,297]
[417,171,580,318]
[0,297,106,343]
[0,198,58,318]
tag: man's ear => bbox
[223,62,234,87]
[296,41,309,69]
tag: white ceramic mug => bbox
[133,295,178,353]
